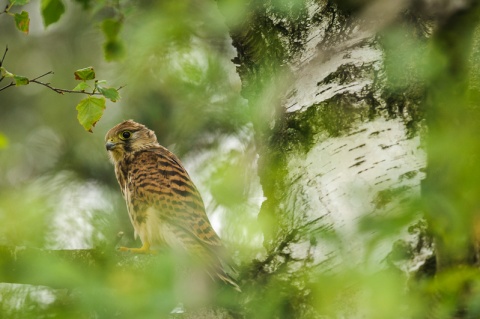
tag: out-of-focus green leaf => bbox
[101,18,122,40]
[0,67,14,78]
[96,85,119,102]
[104,40,125,61]
[76,96,106,132]
[14,11,29,34]
[13,75,29,86]
[73,0,91,10]
[0,133,9,149]
[41,0,65,27]
[8,0,30,5]
[72,82,91,92]
[101,19,125,61]
[210,151,249,207]
[74,67,95,81]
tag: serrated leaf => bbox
[76,96,106,132]
[96,85,119,102]
[9,0,30,6]
[14,75,29,86]
[41,0,65,27]
[73,82,91,92]
[14,11,30,34]
[74,67,95,81]
[101,18,122,40]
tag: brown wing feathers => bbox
[105,120,240,290]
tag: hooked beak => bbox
[105,141,117,151]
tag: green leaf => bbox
[101,18,125,61]
[103,40,125,62]
[41,0,65,27]
[96,85,119,102]
[9,0,30,5]
[0,133,9,150]
[14,11,30,34]
[76,96,106,132]
[0,67,29,85]
[74,67,95,81]
[0,67,14,78]
[14,75,29,86]
[72,0,91,10]
[101,19,122,40]
[73,82,91,92]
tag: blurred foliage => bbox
[423,3,480,275]
[1,0,480,318]
[0,0,256,317]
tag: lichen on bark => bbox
[221,0,429,317]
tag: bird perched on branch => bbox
[105,120,239,291]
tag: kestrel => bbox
[105,120,239,290]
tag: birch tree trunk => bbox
[218,1,429,317]
[216,0,480,317]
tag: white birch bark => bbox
[223,0,429,286]
[280,11,426,269]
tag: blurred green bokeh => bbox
[0,1,258,317]
[1,0,480,318]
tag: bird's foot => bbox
[118,243,157,254]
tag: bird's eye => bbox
[120,131,131,139]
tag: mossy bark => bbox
[219,0,428,317]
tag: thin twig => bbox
[1,5,8,16]
[0,46,7,83]
[0,82,15,92]
[0,71,123,96]
[31,70,53,81]
[0,45,7,67]
[30,79,124,95]
[2,2,15,15]
[29,78,102,95]
[0,47,123,96]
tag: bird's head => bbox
[105,120,158,163]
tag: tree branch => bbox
[0,47,124,95]
[1,4,11,16]
[0,45,8,84]
[0,82,14,91]
[0,45,7,67]
[0,73,124,95]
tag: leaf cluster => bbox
[0,60,121,132]
[2,0,65,33]
[0,0,126,131]
[73,67,121,132]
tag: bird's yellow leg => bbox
[119,242,156,254]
